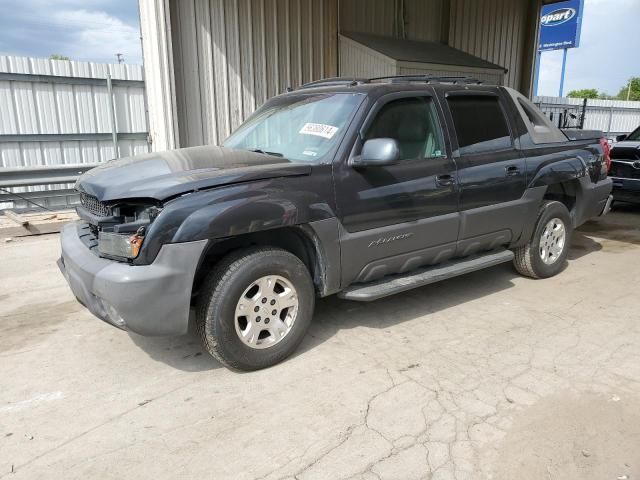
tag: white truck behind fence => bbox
[0,55,149,210]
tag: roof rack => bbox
[293,77,367,91]
[367,75,484,85]
[290,75,483,92]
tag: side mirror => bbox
[616,134,627,142]
[351,138,400,167]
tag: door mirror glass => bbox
[616,134,627,142]
[352,138,400,167]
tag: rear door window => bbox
[447,96,513,155]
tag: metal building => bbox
[139,0,564,152]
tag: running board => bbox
[339,249,514,302]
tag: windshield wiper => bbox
[248,148,283,157]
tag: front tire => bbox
[196,247,315,371]
[513,201,572,279]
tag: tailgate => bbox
[561,129,604,141]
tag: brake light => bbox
[599,137,612,172]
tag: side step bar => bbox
[338,249,514,302]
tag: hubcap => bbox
[234,275,299,349]
[539,217,566,265]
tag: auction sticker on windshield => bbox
[299,123,339,139]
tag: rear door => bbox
[439,90,527,256]
[335,91,460,286]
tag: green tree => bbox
[49,54,70,61]
[567,88,600,99]
[616,77,640,101]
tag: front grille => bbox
[79,192,112,217]
[610,161,640,180]
[611,151,640,161]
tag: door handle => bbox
[505,165,520,177]
[436,174,456,187]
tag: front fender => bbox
[134,172,336,265]
[172,191,329,242]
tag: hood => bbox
[76,145,312,202]
[611,141,640,160]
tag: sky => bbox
[0,0,638,97]
[537,0,640,97]
[0,0,142,65]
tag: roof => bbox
[341,32,507,73]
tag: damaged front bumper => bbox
[58,222,207,336]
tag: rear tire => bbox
[513,201,572,279]
[196,247,314,371]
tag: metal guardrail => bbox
[0,71,145,88]
[0,132,148,143]
[0,164,97,188]
[0,164,97,212]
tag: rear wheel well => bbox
[191,227,322,304]
[543,181,578,215]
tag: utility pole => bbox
[627,80,632,101]
[116,53,124,64]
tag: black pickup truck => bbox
[58,76,613,370]
[610,126,640,204]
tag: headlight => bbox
[98,228,145,259]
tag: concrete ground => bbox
[1,207,639,480]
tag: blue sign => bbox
[539,0,584,51]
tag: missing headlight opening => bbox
[89,203,158,260]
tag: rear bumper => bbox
[574,177,613,226]
[58,222,208,336]
[611,176,640,204]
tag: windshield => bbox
[224,93,364,162]
[627,127,640,141]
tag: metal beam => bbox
[0,164,99,188]
[0,132,148,143]
[0,72,144,88]
[440,0,451,45]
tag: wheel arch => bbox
[191,220,341,304]
[542,179,579,218]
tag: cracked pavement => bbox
[1,207,639,479]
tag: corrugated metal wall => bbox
[170,0,338,147]
[535,96,640,137]
[449,0,529,90]
[139,0,180,152]
[340,0,444,42]
[403,0,446,42]
[0,55,149,168]
[340,0,532,90]
[340,0,399,37]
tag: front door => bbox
[335,92,460,286]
